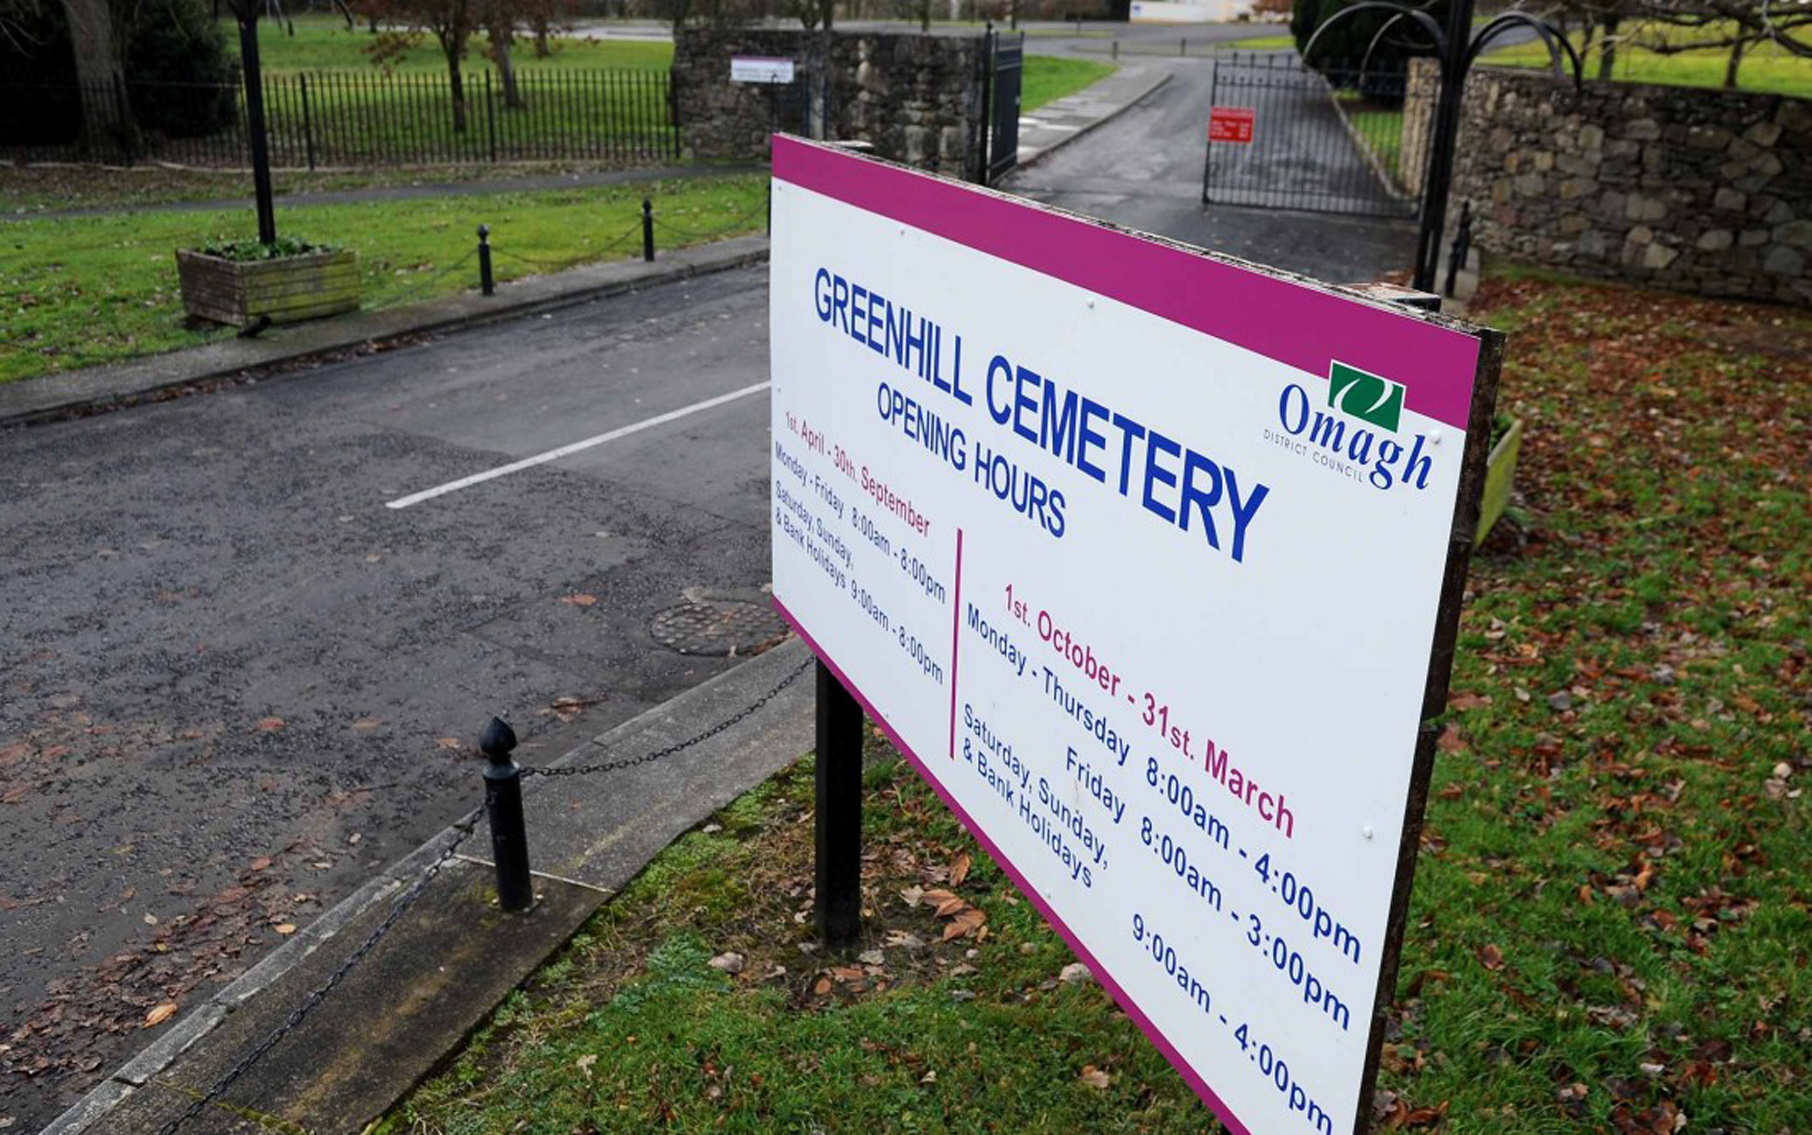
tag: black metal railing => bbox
[1202,52,1422,220]
[0,68,680,169]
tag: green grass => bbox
[1334,91,1406,185]
[242,15,675,74]
[0,175,765,384]
[1484,20,1812,95]
[383,270,1811,1135]
[1215,34,1297,49]
[1017,55,1117,112]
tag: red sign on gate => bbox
[1208,106,1256,144]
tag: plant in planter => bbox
[177,236,359,326]
[1475,410,1523,546]
[173,0,358,327]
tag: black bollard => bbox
[814,661,864,948]
[477,224,494,297]
[641,198,655,263]
[480,716,533,913]
[1444,200,1473,299]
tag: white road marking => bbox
[385,381,771,510]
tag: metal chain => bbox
[365,249,478,312]
[647,202,769,243]
[155,805,485,1135]
[525,656,810,780]
[490,224,642,272]
[151,653,809,1130]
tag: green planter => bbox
[1475,416,1522,546]
[176,247,359,327]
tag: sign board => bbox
[1209,106,1256,144]
[768,135,1499,1135]
[730,55,796,84]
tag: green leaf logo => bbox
[1328,362,1405,433]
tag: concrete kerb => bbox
[0,234,772,431]
[41,638,815,1135]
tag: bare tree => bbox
[1633,0,1812,86]
[1527,0,1810,86]
[366,0,477,129]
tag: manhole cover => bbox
[649,594,788,657]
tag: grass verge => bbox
[0,163,716,215]
[242,15,675,73]
[1020,56,1118,112]
[384,271,1810,1134]
[1483,21,1812,95]
[0,174,765,384]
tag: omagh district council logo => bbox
[1327,361,1404,432]
[1263,362,1435,492]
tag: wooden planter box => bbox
[1475,416,1523,546]
[176,247,359,327]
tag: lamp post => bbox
[1305,0,1582,292]
[228,0,278,245]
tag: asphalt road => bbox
[0,266,775,1130]
[1005,53,1419,285]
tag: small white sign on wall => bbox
[730,56,796,84]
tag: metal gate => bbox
[982,30,1024,184]
[1202,52,1420,218]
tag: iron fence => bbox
[1202,52,1423,219]
[0,68,680,169]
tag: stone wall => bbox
[673,27,987,181]
[1405,65,1812,305]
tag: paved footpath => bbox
[28,164,762,219]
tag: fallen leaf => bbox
[943,908,986,941]
[143,1003,177,1028]
[255,717,285,733]
[559,594,598,607]
[1079,1065,1111,1089]
[1479,943,1504,971]
[949,852,972,886]
[1060,962,1092,984]
[274,923,297,935]
[436,737,464,751]
[351,718,382,731]
[249,857,272,872]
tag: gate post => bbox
[976,23,994,185]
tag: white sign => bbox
[730,55,796,84]
[768,137,1496,1135]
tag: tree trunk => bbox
[59,0,130,150]
[1598,13,1618,81]
[1724,36,1746,88]
[533,15,551,56]
[489,24,523,108]
[445,44,468,131]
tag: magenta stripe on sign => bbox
[772,135,1480,432]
